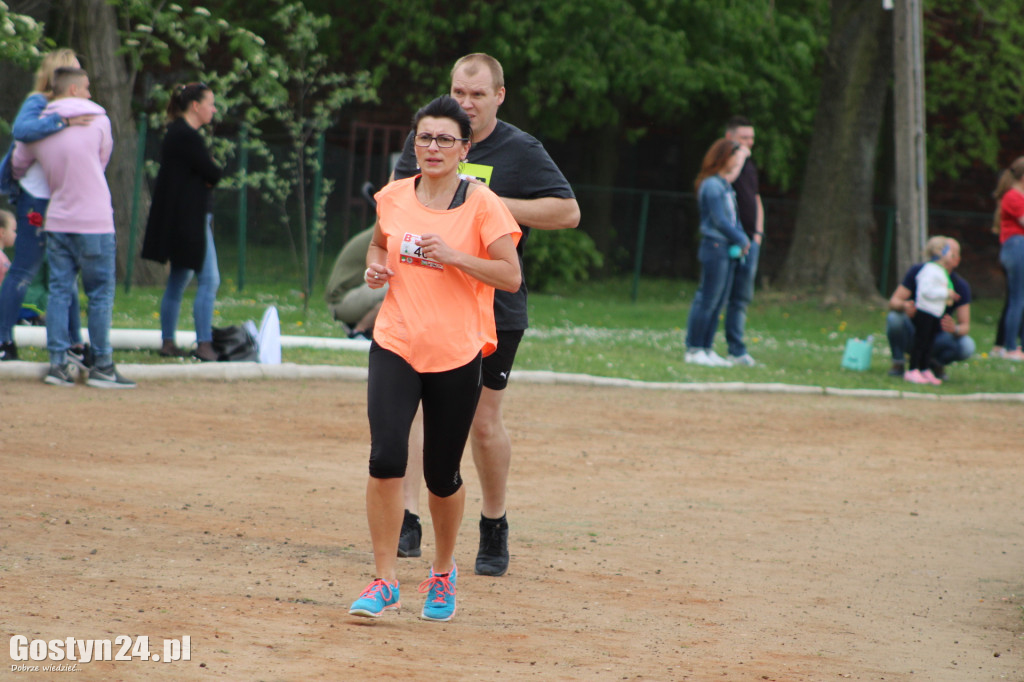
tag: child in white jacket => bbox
[905,240,958,385]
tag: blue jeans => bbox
[725,239,760,357]
[999,235,1024,352]
[685,238,737,350]
[46,231,116,367]
[885,311,976,366]
[160,217,219,343]
[0,191,81,344]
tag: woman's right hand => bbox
[365,263,393,289]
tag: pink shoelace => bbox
[359,579,395,600]
[418,573,455,602]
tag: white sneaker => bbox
[685,349,708,365]
[704,350,733,367]
[729,353,756,367]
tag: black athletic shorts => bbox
[482,329,525,391]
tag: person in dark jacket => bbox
[142,82,222,361]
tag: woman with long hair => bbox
[684,138,750,367]
[992,157,1024,360]
[142,82,222,361]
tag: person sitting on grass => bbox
[324,225,384,341]
[886,236,974,381]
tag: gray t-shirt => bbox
[394,119,574,330]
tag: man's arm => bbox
[889,284,915,317]
[500,196,579,231]
[754,194,765,244]
[943,304,970,337]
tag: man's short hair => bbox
[52,67,88,96]
[725,115,753,133]
[451,53,504,92]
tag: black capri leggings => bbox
[366,342,482,498]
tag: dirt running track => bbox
[1,377,1022,681]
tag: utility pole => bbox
[891,0,928,275]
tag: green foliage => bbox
[523,229,604,293]
[924,0,1024,179]
[0,3,49,66]
[111,0,376,304]
[346,0,828,191]
[0,2,52,135]
[116,2,227,75]
[208,2,376,307]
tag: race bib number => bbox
[400,233,445,271]
[458,162,493,186]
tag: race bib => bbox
[400,233,445,271]
[458,162,493,186]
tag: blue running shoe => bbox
[418,564,457,622]
[349,578,400,618]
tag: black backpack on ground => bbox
[211,325,259,362]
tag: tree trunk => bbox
[64,0,162,285]
[780,0,892,302]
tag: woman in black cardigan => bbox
[142,82,222,361]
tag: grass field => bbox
[13,258,1023,395]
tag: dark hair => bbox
[52,67,88,96]
[725,115,752,133]
[166,82,211,120]
[411,95,472,141]
[694,138,741,193]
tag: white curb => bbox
[3,329,1023,403]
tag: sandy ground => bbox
[1,374,1022,681]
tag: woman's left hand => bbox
[365,263,393,288]
[416,233,459,266]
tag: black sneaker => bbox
[887,361,905,377]
[87,363,137,389]
[475,514,509,576]
[929,360,947,382]
[397,510,422,558]
[43,363,75,387]
[0,341,18,361]
[67,344,93,371]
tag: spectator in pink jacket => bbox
[11,67,134,388]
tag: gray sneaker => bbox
[87,364,137,389]
[728,353,757,367]
[43,363,76,387]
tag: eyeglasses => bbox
[415,133,468,148]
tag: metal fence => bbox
[119,126,1003,299]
